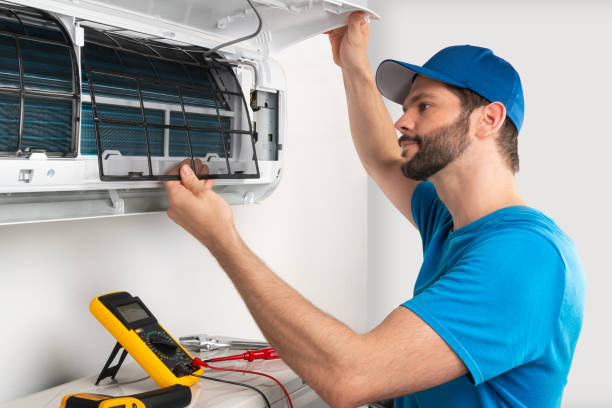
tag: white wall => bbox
[0,35,368,404]
[366,1,612,406]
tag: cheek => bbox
[420,109,461,133]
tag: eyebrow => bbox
[402,92,437,113]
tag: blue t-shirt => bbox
[395,182,585,408]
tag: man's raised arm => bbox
[328,12,420,225]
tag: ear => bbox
[474,101,506,139]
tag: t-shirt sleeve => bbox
[411,181,452,251]
[402,230,566,385]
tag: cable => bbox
[204,0,263,57]
[191,373,271,408]
[192,358,294,408]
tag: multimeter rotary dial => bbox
[145,331,179,359]
[137,325,196,376]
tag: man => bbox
[164,12,585,408]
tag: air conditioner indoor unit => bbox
[0,0,376,224]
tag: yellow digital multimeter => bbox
[90,291,203,387]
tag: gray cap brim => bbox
[375,59,466,105]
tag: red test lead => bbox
[191,355,293,408]
[204,347,279,363]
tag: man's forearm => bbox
[165,139,466,407]
[342,67,420,225]
[342,67,401,172]
[207,230,360,405]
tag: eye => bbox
[418,102,431,113]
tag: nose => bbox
[394,110,416,134]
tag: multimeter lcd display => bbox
[116,302,150,323]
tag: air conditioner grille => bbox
[79,23,259,181]
[169,111,229,158]
[22,96,72,152]
[0,2,79,157]
[0,92,18,151]
[21,39,73,93]
[81,102,164,157]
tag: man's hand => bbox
[327,11,371,73]
[164,159,238,253]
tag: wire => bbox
[96,375,151,388]
[204,0,263,57]
[191,373,271,408]
[192,359,294,408]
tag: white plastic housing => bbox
[0,0,377,224]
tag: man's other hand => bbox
[164,159,237,252]
[327,11,371,73]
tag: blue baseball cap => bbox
[376,45,524,132]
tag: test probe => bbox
[191,353,294,408]
[202,347,279,363]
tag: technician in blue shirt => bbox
[164,12,585,408]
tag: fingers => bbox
[327,11,367,36]
[164,157,212,199]
[164,158,191,193]
[348,10,367,25]
[326,26,347,38]
[179,164,206,195]
[166,158,208,175]
[165,158,209,183]
[194,159,204,175]
[348,11,368,38]
[163,158,188,193]
[166,159,189,176]
[203,179,214,190]
[195,159,210,176]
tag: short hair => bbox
[443,84,519,173]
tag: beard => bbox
[400,111,471,180]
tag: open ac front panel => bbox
[0,1,284,224]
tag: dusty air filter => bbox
[80,22,259,181]
[0,2,79,157]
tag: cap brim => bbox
[375,59,466,105]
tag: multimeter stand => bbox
[95,341,129,385]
